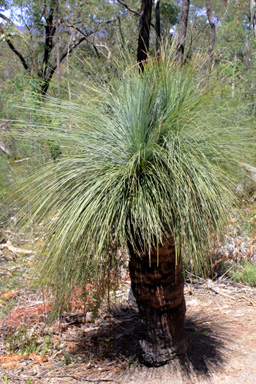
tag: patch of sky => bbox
[1,7,22,26]
[190,4,220,26]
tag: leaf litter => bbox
[0,199,256,383]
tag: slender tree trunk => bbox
[177,0,190,66]
[128,235,188,366]
[232,53,236,98]
[250,0,256,39]
[55,0,61,96]
[117,16,125,49]
[205,0,216,67]
[137,0,153,71]
[154,0,161,57]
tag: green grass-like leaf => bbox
[232,263,256,287]
[9,54,256,303]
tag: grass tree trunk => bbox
[128,235,188,366]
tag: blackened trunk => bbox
[137,0,153,71]
[154,0,161,57]
[128,235,188,366]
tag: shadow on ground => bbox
[71,305,230,380]
[178,313,230,380]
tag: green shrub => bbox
[232,262,256,287]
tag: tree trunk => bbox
[250,0,256,40]
[137,0,153,72]
[154,0,161,57]
[55,0,61,96]
[205,0,216,66]
[177,0,190,66]
[128,235,188,366]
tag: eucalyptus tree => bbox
[137,0,153,69]
[205,0,216,61]
[0,0,122,95]
[251,0,256,39]
[177,0,190,63]
[14,54,255,366]
[189,0,254,60]
[154,0,161,55]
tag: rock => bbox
[241,163,256,182]
[237,163,256,194]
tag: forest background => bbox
[0,0,256,376]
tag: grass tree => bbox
[14,56,255,366]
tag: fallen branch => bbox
[50,376,116,382]
[0,240,34,256]
[14,158,30,163]
[185,271,253,302]
[0,372,116,382]
[218,265,235,281]
[0,373,34,382]
[237,296,254,306]
[206,281,236,300]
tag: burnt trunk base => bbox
[129,236,188,366]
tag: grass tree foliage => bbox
[13,54,255,365]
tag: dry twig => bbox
[0,241,33,256]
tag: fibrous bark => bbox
[128,235,188,366]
